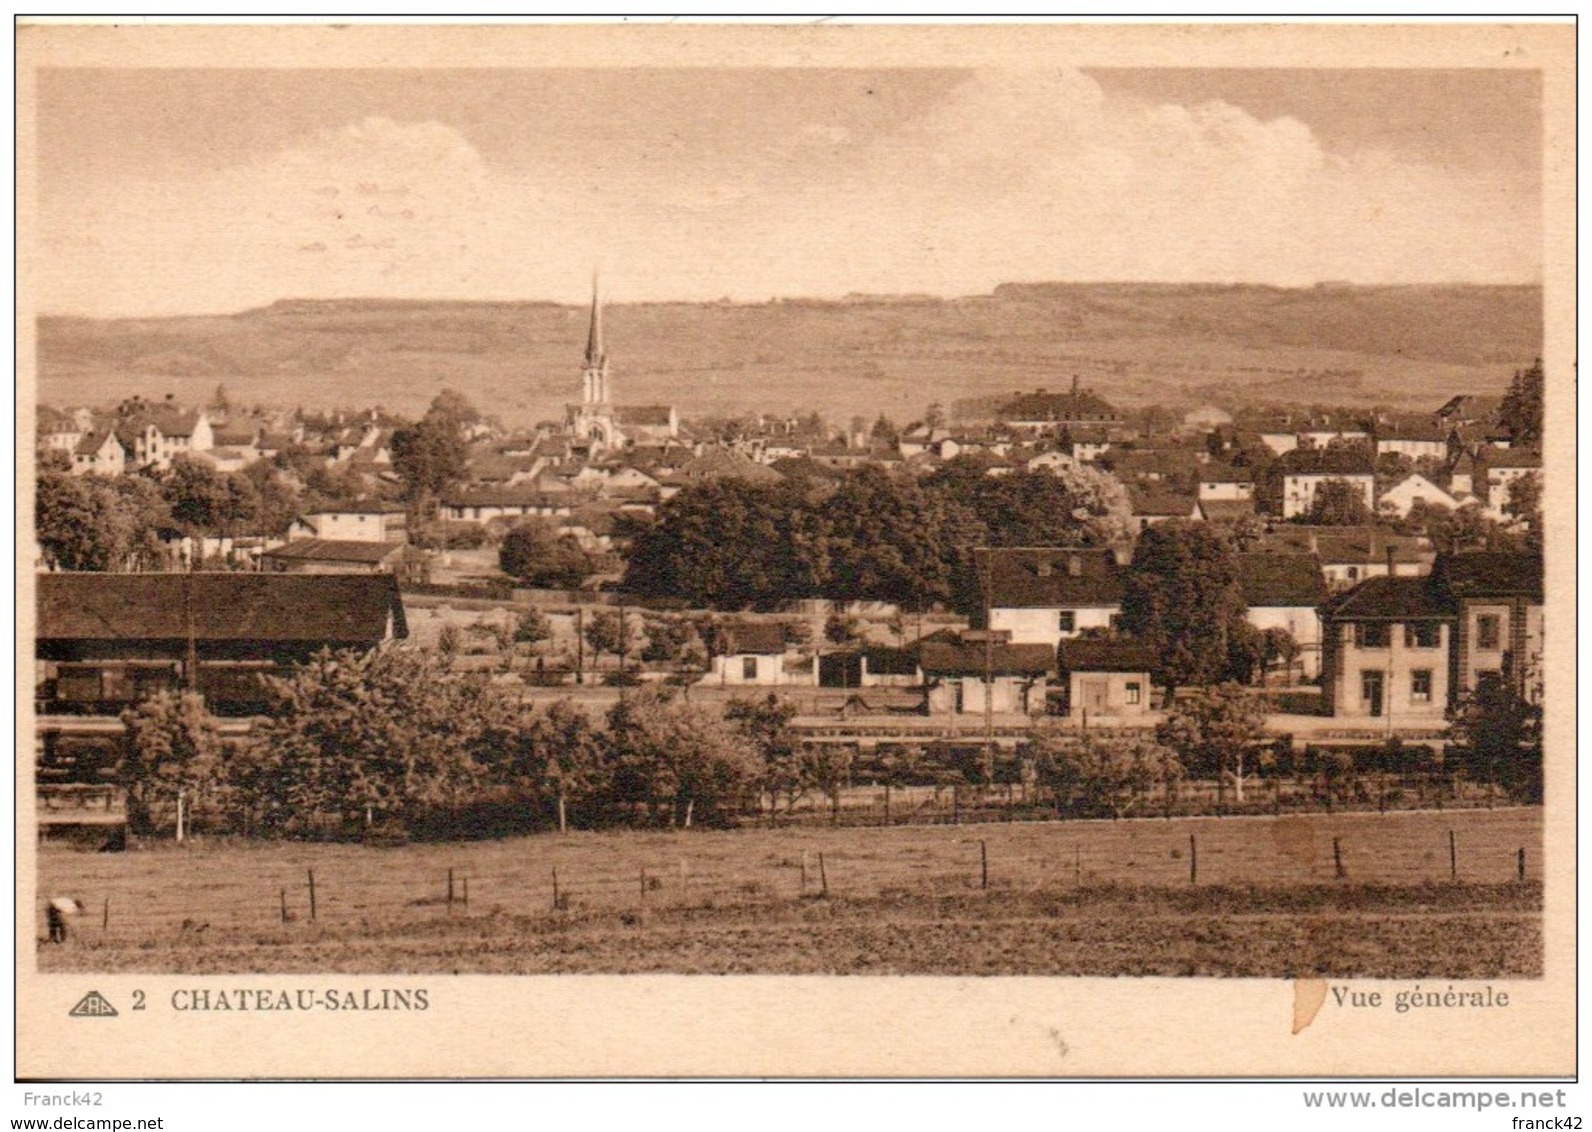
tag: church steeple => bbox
[581,272,609,406]
[584,272,605,369]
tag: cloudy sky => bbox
[35,66,1541,316]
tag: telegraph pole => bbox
[980,547,995,787]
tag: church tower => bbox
[568,272,620,452]
[581,272,609,407]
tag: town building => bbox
[1319,575,1454,723]
[1432,551,1544,704]
[920,631,1052,716]
[983,547,1125,648]
[1272,447,1377,519]
[1055,639,1157,721]
[1235,552,1328,679]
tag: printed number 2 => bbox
[132,990,145,1011]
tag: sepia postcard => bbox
[14,20,1576,1081]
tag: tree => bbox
[604,687,760,827]
[725,694,803,811]
[622,479,827,609]
[824,465,976,609]
[1503,470,1544,552]
[1498,358,1544,449]
[927,464,1134,550]
[499,520,590,587]
[583,610,628,671]
[1450,669,1542,803]
[120,691,222,836]
[1258,627,1302,686]
[245,647,505,835]
[1028,727,1182,819]
[35,472,136,571]
[1304,478,1373,526]
[513,608,553,648]
[160,455,244,561]
[1119,522,1249,694]
[1157,682,1268,803]
[391,415,467,520]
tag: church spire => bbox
[584,271,605,370]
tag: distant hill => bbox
[35,283,1540,425]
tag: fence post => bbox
[1188,834,1198,884]
[640,868,647,903]
[1449,830,1457,882]
[1333,837,1345,880]
[980,839,988,890]
[102,897,109,930]
[883,784,890,825]
[447,867,455,914]
[307,869,317,921]
[1518,847,1526,882]
[552,866,560,911]
[462,875,469,912]
[279,888,287,923]
[818,852,829,898]
[1074,843,1081,887]
[952,785,960,825]
[800,850,808,893]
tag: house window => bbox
[1057,611,1076,634]
[1404,622,1440,649]
[1476,613,1501,651]
[1124,681,1141,705]
[1354,623,1390,648]
[1410,669,1433,703]
[1346,566,1359,581]
[742,656,758,680]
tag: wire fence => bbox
[37,807,1540,947]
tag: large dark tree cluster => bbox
[623,461,1132,612]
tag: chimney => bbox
[1067,554,1083,577]
[1386,544,1396,576]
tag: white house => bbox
[1273,448,1376,519]
[1235,553,1328,679]
[704,623,796,686]
[983,547,1125,649]
[1378,473,1460,519]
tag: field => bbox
[37,807,1541,977]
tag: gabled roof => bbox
[73,429,123,457]
[37,573,408,643]
[1236,553,1327,608]
[999,388,1120,423]
[259,539,404,564]
[1275,447,1375,477]
[1319,576,1451,622]
[920,640,1054,676]
[1056,639,1157,673]
[983,547,1124,609]
[721,623,786,655]
[1197,462,1255,484]
[1484,449,1543,471]
[674,450,784,484]
[1197,499,1257,523]
[441,488,571,509]
[1129,485,1198,517]
[613,405,675,427]
[1432,551,1544,604]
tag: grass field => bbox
[36,807,1541,977]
